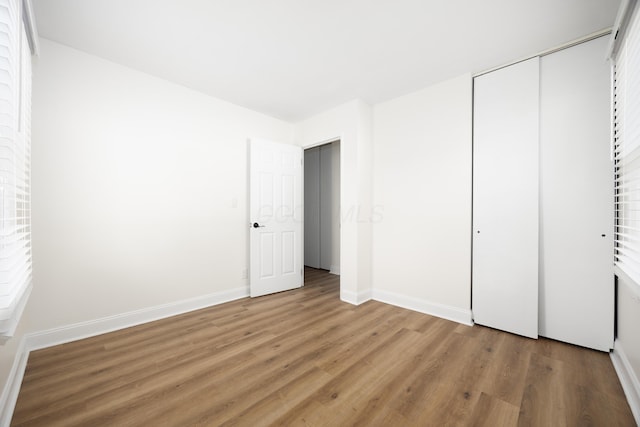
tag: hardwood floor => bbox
[12,268,636,426]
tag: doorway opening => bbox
[303,140,340,287]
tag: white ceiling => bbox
[32,0,620,122]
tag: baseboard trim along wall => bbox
[0,286,249,426]
[0,339,29,427]
[26,286,249,351]
[372,289,474,326]
[340,289,372,305]
[610,339,640,425]
[340,289,473,326]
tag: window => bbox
[0,0,34,340]
[613,1,640,286]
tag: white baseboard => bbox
[329,265,340,275]
[611,339,640,425]
[372,289,473,326]
[26,286,249,351]
[340,288,372,305]
[0,338,28,427]
[0,286,249,427]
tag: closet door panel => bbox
[472,58,540,339]
[304,147,320,268]
[539,36,613,351]
[319,145,333,270]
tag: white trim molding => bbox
[372,289,473,326]
[611,339,640,424]
[0,285,32,343]
[340,288,372,306]
[26,286,249,351]
[475,28,612,79]
[607,0,638,59]
[0,338,28,427]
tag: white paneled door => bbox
[249,139,303,297]
[472,58,540,339]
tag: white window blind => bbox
[614,2,640,286]
[0,0,32,339]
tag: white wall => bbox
[295,100,373,304]
[27,39,294,332]
[372,73,473,324]
[1,38,295,418]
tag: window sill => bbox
[0,284,32,345]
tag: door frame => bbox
[301,137,341,284]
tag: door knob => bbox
[252,222,265,228]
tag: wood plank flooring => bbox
[11,268,636,426]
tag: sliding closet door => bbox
[473,58,540,339]
[319,144,333,270]
[304,147,321,268]
[305,143,336,271]
[539,36,613,351]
